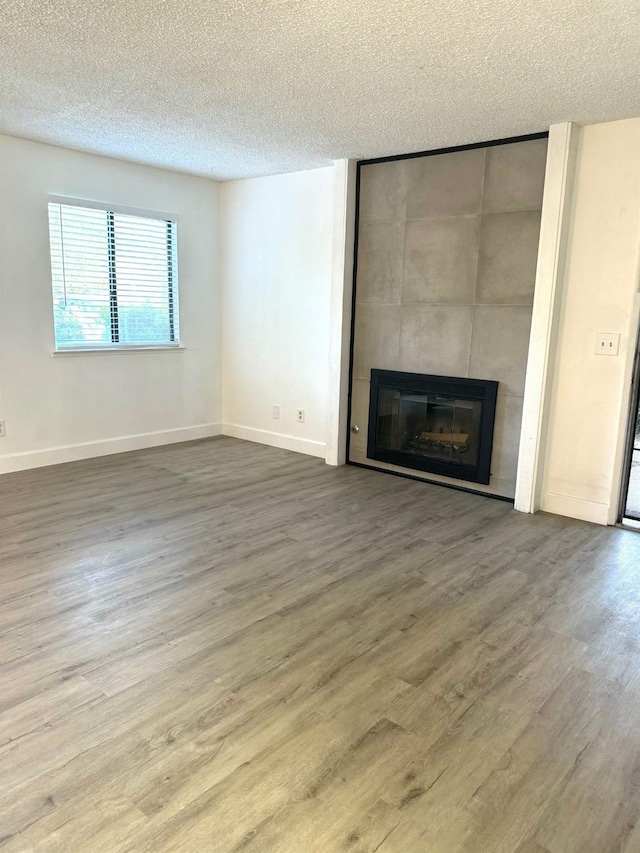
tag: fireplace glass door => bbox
[367,370,498,484]
[377,389,482,469]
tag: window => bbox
[48,198,179,350]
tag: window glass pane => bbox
[113,214,172,344]
[49,204,111,347]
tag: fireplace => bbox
[367,370,499,484]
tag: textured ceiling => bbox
[1,0,639,180]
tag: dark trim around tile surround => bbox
[345,131,549,501]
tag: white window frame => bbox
[48,195,181,354]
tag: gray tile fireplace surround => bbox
[349,137,548,499]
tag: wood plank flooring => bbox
[2,436,640,852]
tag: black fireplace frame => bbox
[367,369,499,485]
[344,131,547,502]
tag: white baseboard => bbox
[0,423,222,474]
[222,423,326,459]
[539,491,610,526]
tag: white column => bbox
[514,122,579,512]
[325,159,357,466]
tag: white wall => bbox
[221,167,335,458]
[0,135,221,473]
[540,118,640,524]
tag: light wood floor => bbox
[2,437,640,852]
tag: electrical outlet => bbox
[0,420,5,437]
[272,405,280,419]
[595,333,620,356]
[296,409,305,423]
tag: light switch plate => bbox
[595,333,620,356]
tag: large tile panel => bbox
[490,393,524,482]
[476,210,542,304]
[469,305,533,395]
[348,378,370,452]
[406,148,486,220]
[352,303,401,381]
[356,221,405,304]
[403,216,480,304]
[483,138,548,212]
[359,158,418,223]
[399,305,473,377]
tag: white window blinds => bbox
[48,200,178,349]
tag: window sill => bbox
[51,346,185,357]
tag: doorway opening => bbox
[620,336,640,526]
